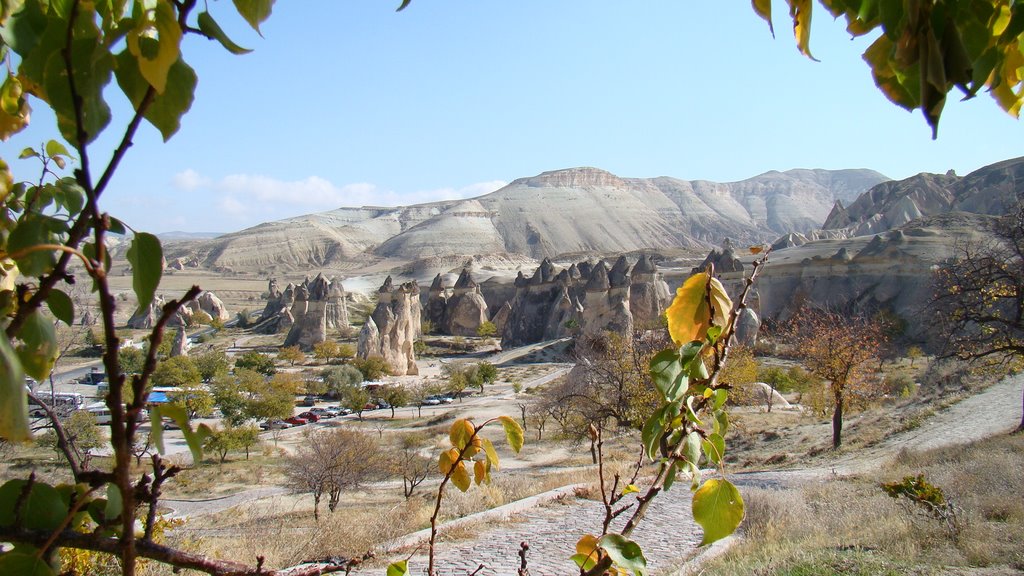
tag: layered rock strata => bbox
[357,276,421,376]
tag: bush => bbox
[884,372,916,397]
[353,356,391,381]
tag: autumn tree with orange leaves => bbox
[785,308,888,450]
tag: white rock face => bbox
[165,166,888,271]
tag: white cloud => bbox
[172,168,211,191]
[173,170,507,227]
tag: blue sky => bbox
[6,1,1023,234]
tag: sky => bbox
[5,1,1024,234]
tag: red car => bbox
[284,416,308,426]
[298,411,320,422]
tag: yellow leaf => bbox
[576,534,600,557]
[451,461,471,492]
[481,437,500,470]
[497,415,525,453]
[438,447,459,475]
[665,273,733,345]
[788,0,817,61]
[622,484,639,495]
[449,418,475,450]
[126,0,183,94]
[751,0,774,36]
[473,459,491,485]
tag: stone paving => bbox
[389,487,701,576]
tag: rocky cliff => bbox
[165,166,887,273]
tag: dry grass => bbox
[706,432,1024,575]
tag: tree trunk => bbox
[1016,389,1024,434]
[832,390,844,450]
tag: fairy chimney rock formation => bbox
[358,276,420,375]
[425,273,448,332]
[443,268,490,336]
[629,255,672,328]
[581,261,633,337]
[170,326,188,358]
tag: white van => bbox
[84,402,112,424]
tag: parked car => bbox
[309,407,333,418]
[284,416,308,426]
[260,419,292,430]
[298,395,317,407]
[421,397,441,406]
[298,411,320,422]
[374,400,392,410]
[329,405,353,416]
[362,402,379,411]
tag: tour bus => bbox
[28,391,85,417]
[84,402,112,424]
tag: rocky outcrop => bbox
[442,269,490,336]
[357,276,420,376]
[191,291,230,322]
[166,166,888,272]
[629,255,672,328]
[170,327,188,358]
[821,157,1024,237]
[581,261,632,337]
[500,254,672,346]
[257,275,348,341]
[424,274,448,332]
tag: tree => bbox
[234,351,277,375]
[38,410,104,471]
[379,384,409,418]
[151,356,201,389]
[320,364,363,398]
[933,203,1024,432]
[277,345,305,367]
[312,341,342,364]
[752,1,1024,139]
[285,428,385,519]
[203,425,259,464]
[210,369,296,426]
[339,383,371,420]
[193,349,230,382]
[165,382,214,419]
[119,347,146,375]
[785,307,888,449]
[389,432,432,499]
[353,355,391,381]
[476,320,497,338]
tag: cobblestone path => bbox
[393,487,701,576]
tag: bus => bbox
[28,391,85,418]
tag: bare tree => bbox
[933,203,1024,433]
[285,428,386,519]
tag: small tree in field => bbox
[785,307,887,449]
[389,432,432,499]
[312,341,342,364]
[277,345,305,366]
[234,351,277,375]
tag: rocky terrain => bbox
[163,166,888,274]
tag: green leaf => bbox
[497,415,524,453]
[712,388,728,411]
[714,410,729,436]
[0,337,29,441]
[701,433,726,465]
[150,405,167,454]
[15,309,59,381]
[386,560,410,576]
[55,178,85,215]
[125,232,163,311]
[7,216,58,277]
[19,147,39,159]
[0,552,56,576]
[126,0,182,94]
[598,534,648,576]
[642,403,669,459]
[0,480,68,531]
[481,436,500,470]
[105,483,123,522]
[685,395,703,426]
[396,0,412,12]
[650,348,683,401]
[692,479,744,545]
[683,430,702,467]
[44,139,69,159]
[198,11,253,54]
[47,288,74,326]
[115,49,197,141]
[158,404,209,462]
[232,0,275,34]
[663,459,679,492]
[43,2,114,146]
